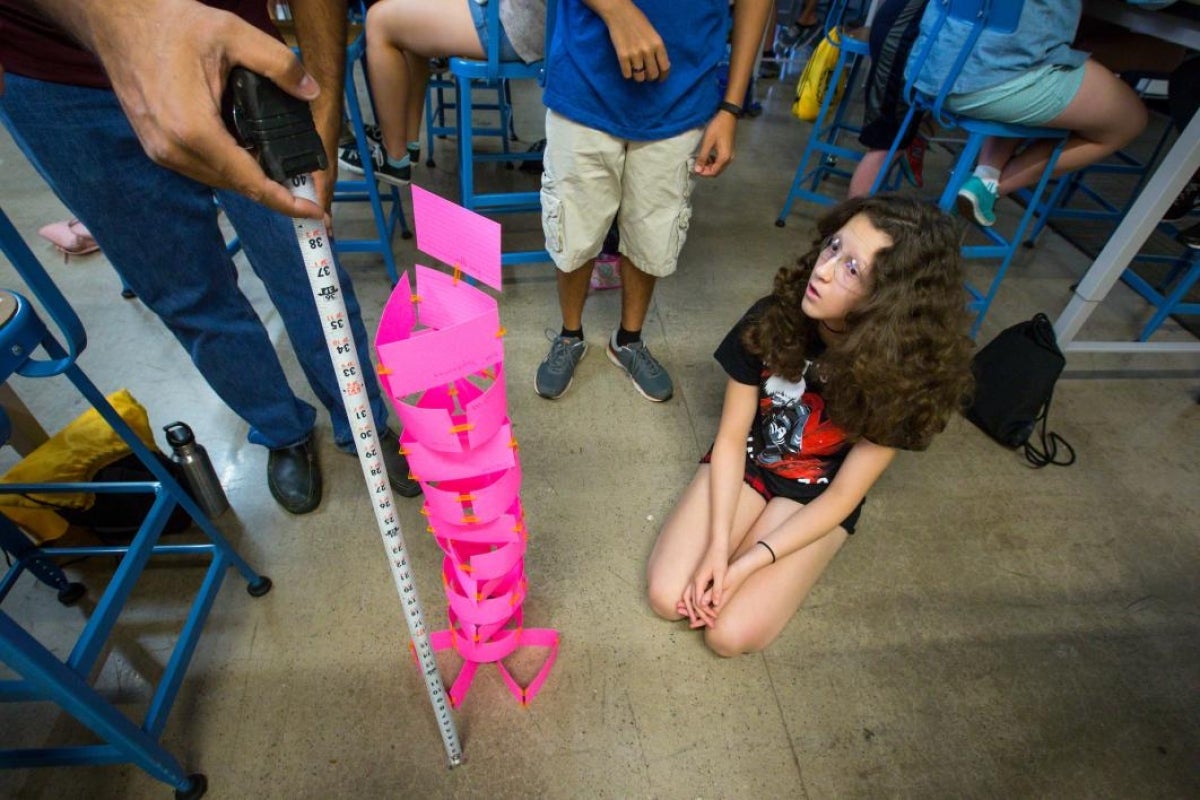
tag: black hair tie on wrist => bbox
[757,540,776,564]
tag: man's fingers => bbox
[654,49,671,81]
[223,23,319,102]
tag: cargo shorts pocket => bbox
[668,158,696,261]
[540,173,564,255]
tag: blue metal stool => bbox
[449,0,556,267]
[0,208,271,799]
[775,0,874,224]
[870,0,1070,337]
[423,63,518,170]
[1120,244,1200,341]
[334,29,413,285]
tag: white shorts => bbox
[540,110,704,278]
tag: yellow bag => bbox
[0,389,158,542]
[792,27,846,122]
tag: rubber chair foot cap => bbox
[175,774,208,800]
[247,577,273,597]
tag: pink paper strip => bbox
[421,466,522,525]
[376,269,414,346]
[413,264,498,328]
[403,422,515,482]
[411,186,502,290]
[391,370,509,452]
[376,305,504,398]
[427,509,523,546]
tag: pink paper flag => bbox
[376,305,503,397]
[411,185,502,291]
[413,265,497,328]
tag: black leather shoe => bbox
[379,427,422,498]
[267,436,322,514]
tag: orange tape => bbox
[410,294,422,304]
[376,363,391,375]
[449,423,475,433]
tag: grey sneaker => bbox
[606,332,673,402]
[535,330,588,399]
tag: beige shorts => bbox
[540,110,703,278]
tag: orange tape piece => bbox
[410,294,422,304]
[452,265,462,284]
[449,423,475,433]
[376,363,391,375]
[456,493,475,502]
[495,326,507,338]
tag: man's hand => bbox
[693,110,738,178]
[588,0,671,82]
[38,0,328,219]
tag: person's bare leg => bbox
[557,262,593,331]
[998,59,1147,195]
[848,149,890,197]
[365,0,483,158]
[402,53,431,151]
[618,255,656,332]
[646,465,767,620]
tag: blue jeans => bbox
[0,75,389,450]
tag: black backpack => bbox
[965,313,1075,468]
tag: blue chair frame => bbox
[870,0,1070,337]
[424,63,517,169]
[334,27,413,285]
[448,0,557,267]
[0,208,271,799]
[775,0,875,224]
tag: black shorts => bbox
[700,452,864,534]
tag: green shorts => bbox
[945,62,1087,127]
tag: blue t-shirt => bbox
[909,0,1087,97]
[542,0,730,141]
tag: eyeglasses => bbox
[816,235,870,294]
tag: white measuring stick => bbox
[287,173,463,766]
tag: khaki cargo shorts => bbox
[540,110,703,278]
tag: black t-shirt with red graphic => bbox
[714,296,854,502]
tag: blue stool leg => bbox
[0,612,202,794]
[0,517,84,605]
[457,75,477,210]
[1139,251,1200,341]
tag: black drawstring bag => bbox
[965,313,1076,468]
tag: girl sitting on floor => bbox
[646,195,974,656]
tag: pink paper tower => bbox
[373,187,558,707]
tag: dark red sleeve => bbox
[0,1,279,89]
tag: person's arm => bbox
[24,0,328,219]
[583,0,671,81]
[679,378,758,627]
[708,438,897,615]
[288,0,347,214]
[694,0,773,178]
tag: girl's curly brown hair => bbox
[743,195,974,450]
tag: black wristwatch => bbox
[717,100,744,119]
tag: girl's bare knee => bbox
[646,581,683,621]
[704,625,767,658]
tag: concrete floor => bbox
[1,74,1198,800]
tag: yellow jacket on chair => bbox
[793,28,846,122]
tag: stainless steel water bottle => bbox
[163,422,230,518]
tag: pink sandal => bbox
[37,218,100,260]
